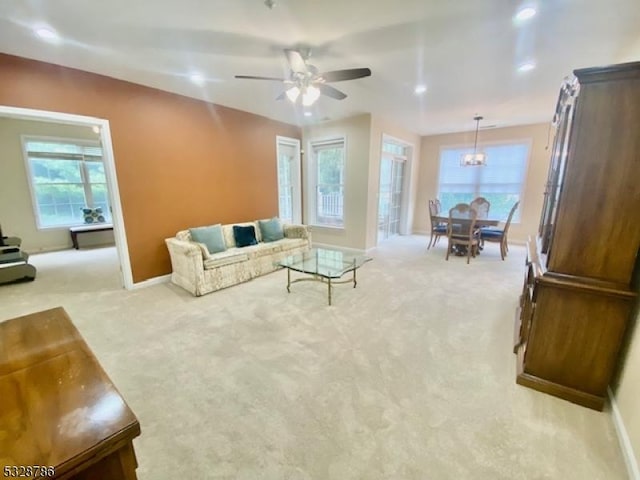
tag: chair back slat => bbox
[448,203,478,239]
[503,201,520,234]
[470,197,490,219]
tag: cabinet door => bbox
[515,263,537,352]
[539,80,578,255]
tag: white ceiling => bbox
[1,0,639,135]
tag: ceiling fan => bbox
[235,49,372,106]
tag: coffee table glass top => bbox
[278,248,371,278]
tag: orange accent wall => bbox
[0,54,301,283]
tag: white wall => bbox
[302,114,422,251]
[415,122,551,243]
[0,117,115,251]
[613,276,640,477]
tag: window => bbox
[310,137,345,227]
[23,138,111,228]
[437,142,529,221]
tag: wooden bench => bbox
[69,224,114,249]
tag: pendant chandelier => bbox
[461,115,487,166]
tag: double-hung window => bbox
[23,138,111,228]
[310,137,345,227]
[437,142,530,221]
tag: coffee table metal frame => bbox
[278,248,371,305]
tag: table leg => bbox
[328,278,332,306]
[286,268,291,293]
[353,267,357,288]
[71,231,79,250]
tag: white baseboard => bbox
[608,387,640,480]
[132,273,171,289]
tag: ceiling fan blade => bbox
[319,68,372,82]
[284,49,307,74]
[235,75,285,81]
[318,84,347,100]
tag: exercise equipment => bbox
[0,224,37,284]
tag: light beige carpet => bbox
[0,236,628,479]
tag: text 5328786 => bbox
[3,466,55,477]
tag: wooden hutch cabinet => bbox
[515,61,640,410]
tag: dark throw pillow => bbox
[233,225,258,248]
[259,217,284,242]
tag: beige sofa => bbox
[165,221,311,296]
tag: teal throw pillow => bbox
[259,217,284,242]
[82,207,106,224]
[233,225,258,247]
[189,225,226,254]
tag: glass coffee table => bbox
[277,248,372,305]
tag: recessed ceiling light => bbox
[35,27,60,43]
[517,61,536,73]
[414,84,427,95]
[303,111,312,117]
[189,73,205,85]
[515,6,537,22]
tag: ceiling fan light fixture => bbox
[302,85,320,106]
[286,86,300,102]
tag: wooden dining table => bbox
[433,215,502,256]
[433,215,501,227]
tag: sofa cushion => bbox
[259,217,284,242]
[189,225,226,254]
[275,237,308,252]
[233,225,258,247]
[203,250,249,269]
[239,242,283,259]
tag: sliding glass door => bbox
[378,151,405,241]
[276,136,301,224]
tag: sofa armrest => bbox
[283,224,311,242]
[166,238,202,258]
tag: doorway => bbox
[0,106,132,289]
[377,138,410,242]
[276,136,302,224]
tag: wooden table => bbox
[433,216,501,256]
[433,216,501,228]
[0,307,141,480]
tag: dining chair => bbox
[445,203,479,264]
[480,201,520,260]
[470,197,491,219]
[427,200,447,249]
